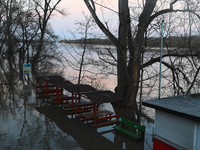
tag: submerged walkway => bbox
[0,82,154,150]
[35,75,123,128]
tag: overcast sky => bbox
[49,0,118,40]
[49,0,193,40]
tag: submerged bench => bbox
[80,110,118,127]
[113,117,145,140]
[80,110,114,122]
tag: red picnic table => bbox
[35,75,124,128]
[35,75,66,98]
[59,84,96,115]
[80,90,124,128]
[46,80,74,104]
[36,75,97,114]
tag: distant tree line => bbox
[60,35,200,49]
[59,38,113,45]
[148,36,200,49]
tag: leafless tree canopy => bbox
[0,0,65,85]
[84,0,200,109]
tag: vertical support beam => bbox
[36,78,38,90]
[61,88,63,95]
[71,93,74,114]
[56,86,59,105]
[46,82,49,98]
[117,102,120,117]
[44,81,46,96]
[74,93,77,116]
[94,103,97,128]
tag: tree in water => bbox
[31,0,65,76]
[84,0,200,110]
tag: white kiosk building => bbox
[143,94,200,150]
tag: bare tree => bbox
[31,0,65,76]
[84,0,200,108]
[62,13,108,88]
[0,0,21,84]
[0,0,66,85]
[75,13,95,84]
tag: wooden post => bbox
[56,87,59,104]
[46,82,49,98]
[94,103,97,128]
[117,102,120,117]
[71,93,74,114]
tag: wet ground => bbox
[0,85,154,150]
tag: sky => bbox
[49,0,195,40]
[50,0,88,39]
[49,0,118,40]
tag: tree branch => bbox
[149,0,200,25]
[186,66,200,94]
[84,0,119,47]
[142,52,196,69]
[170,0,178,9]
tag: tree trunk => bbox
[32,29,45,76]
[117,0,132,106]
[84,0,158,108]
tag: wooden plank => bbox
[80,110,114,120]
[75,102,94,107]
[60,103,73,109]
[58,95,70,99]
[46,89,57,94]
[74,103,94,115]
[90,120,118,128]
[48,95,70,101]
[66,109,92,115]
[61,102,93,107]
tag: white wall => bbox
[155,110,200,150]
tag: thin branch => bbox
[84,0,119,47]
[142,51,198,69]
[94,2,118,14]
[186,66,200,94]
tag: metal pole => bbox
[193,124,198,150]
[158,20,164,99]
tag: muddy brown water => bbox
[0,86,154,150]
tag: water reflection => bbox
[0,85,83,150]
[0,85,154,150]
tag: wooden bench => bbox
[60,101,94,114]
[90,119,118,128]
[80,110,114,123]
[48,95,72,104]
[113,117,145,140]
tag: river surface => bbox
[0,84,154,150]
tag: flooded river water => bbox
[0,85,154,150]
